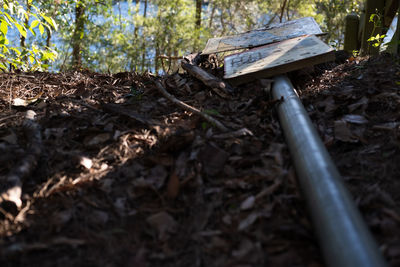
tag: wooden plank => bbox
[202,17,323,55]
[224,35,334,85]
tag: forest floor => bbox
[0,53,399,267]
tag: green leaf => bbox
[32,44,39,54]
[28,55,35,64]
[38,23,44,35]
[10,47,21,56]
[0,21,8,35]
[0,62,7,70]
[3,13,13,24]
[30,20,39,29]
[41,14,57,30]
[15,23,26,38]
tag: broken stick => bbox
[0,110,42,209]
[181,62,234,95]
[155,81,229,132]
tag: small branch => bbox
[155,81,229,132]
[212,128,254,139]
[157,55,182,60]
[1,110,42,209]
[279,0,288,23]
[183,53,204,66]
[181,62,234,94]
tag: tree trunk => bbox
[141,0,148,71]
[194,0,202,51]
[43,27,52,65]
[72,1,86,68]
[155,46,160,74]
[208,4,215,29]
[20,0,31,48]
[279,0,288,23]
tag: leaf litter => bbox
[0,53,399,266]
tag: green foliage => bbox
[367,13,385,48]
[314,0,362,48]
[352,49,360,57]
[0,0,57,71]
[1,0,364,73]
[368,33,385,47]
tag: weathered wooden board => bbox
[202,17,323,55]
[224,35,335,84]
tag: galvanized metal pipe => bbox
[271,75,387,267]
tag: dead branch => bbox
[155,81,229,132]
[1,110,42,209]
[212,128,254,139]
[157,55,182,60]
[181,62,234,95]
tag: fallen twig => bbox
[212,128,254,139]
[0,110,42,209]
[0,114,19,123]
[155,81,229,132]
[181,62,234,95]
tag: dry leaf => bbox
[79,156,93,169]
[348,97,368,112]
[317,96,336,113]
[0,131,18,145]
[198,143,229,176]
[167,171,180,199]
[342,114,368,124]
[12,92,43,107]
[88,210,109,225]
[85,133,110,146]
[52,209,73,226]
[238,212,259,231]
[232,238,254,258]
[147,165,168,189]
[334,120,357,142]
[146,211,177,240]
[240,196,256,210]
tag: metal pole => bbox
[271,75,387,267]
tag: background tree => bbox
[0,0,57,71]
[17,0,363,73]
[72,0,86,68]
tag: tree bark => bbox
[20,0,31,48]
[194,0,202,51]
[141,0,148,71]
[72,1,86,68]
[208,4,215,29]
[279,0,288,23]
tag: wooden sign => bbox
[202,17,323,55]
[224,35,335,84]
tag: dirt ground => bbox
[0,53,399,266]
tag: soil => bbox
[0,53,399,267]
